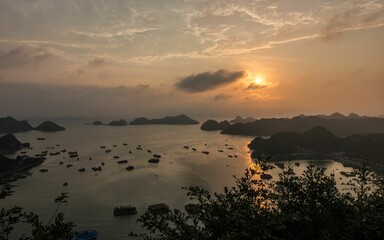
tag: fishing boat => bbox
[114,205,137,216]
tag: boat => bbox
[148,203,169,214]
[74,229,98,240]
[126,166,134,171]
[148,158,160,163]
[114,205,137,216]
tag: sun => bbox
[255,77,263,84]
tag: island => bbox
[200,119,230,131]
[248,125,384,167]
[92,121,105,125]
[108,119,128,126]
[0,116,33,133]
[34,121,65,132]
[0,134,30,153]
[1,116,66,133]
[0,154,43,184]
[229,116,256,124]
[129,114,199,125]
[221,113,384,136]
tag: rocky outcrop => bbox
[130,114,199,125]
[35,121,65,132]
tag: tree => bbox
[0,192,76,240]
[131,159,384,240]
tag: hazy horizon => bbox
[1,0,383,118]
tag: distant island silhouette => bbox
[35,121,65,132]
[92,120,104,125]
[200,119,230,131]
[130,114,199,125]
[249,125,384,167]
[0,116,33,133]
[200,112,384,136]
[108,119,128,126]
[0,116,65,133]
[229,116,256,124]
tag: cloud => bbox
[88,57,109,67]
[320,2,384,41]
[0,45,54,69]
[246,82,267,90]
[175,69,246,93]
[213,93,232,101]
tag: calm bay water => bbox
[1,120,354,239]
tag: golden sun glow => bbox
[255,77,263,84]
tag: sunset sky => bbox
[0,0,383,119]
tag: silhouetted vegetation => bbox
[130,158,384,240]
[0,192,75,240]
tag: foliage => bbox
[0,192,76,240]
[131,159,384,240]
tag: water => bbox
[1,120,356,239]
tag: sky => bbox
[0,0,383,119]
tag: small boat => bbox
[117,160,128,164]
[126,166,134,171]
[114,205,137,216]
[39,168,48,173]
[36,138,46,141]
[148,158,160,163]
[74,229,98,240]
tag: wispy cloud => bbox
[0,45,55,69]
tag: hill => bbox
[108,119,128,126]
[34,121,65,132]
[200,120,230,131]
[130,114,199,125]
[0,116,33,133]
[221,116,384,136]
[248,126,384,165]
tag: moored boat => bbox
[74,229,98,240]
[114,205,137,216]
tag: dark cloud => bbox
[0,45,53,69]
[88,57,108,67]
[175,69,246,93]
[246,83,267,90]
[213,94,232,101]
